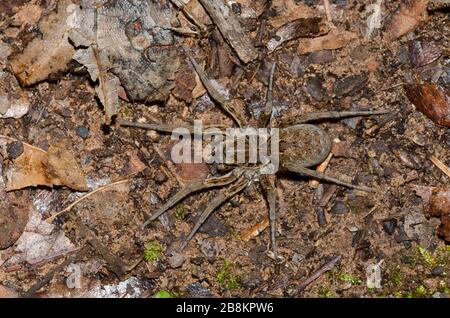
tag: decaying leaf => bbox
[68,0,180,123]
[3,140,88,191]
[413,185,450,241]
[404,84,450,127]
[269,0,319,29]
[241,217,269,241]
[408,39,441,68]
[298,28,357,55]
[385,0,428,40]
[10,0,76,85]
[0,167,29,249]
[0,72,29,119]
[267,17,329,53]
[172,61,196,103]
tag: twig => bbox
[323,0,332,22]
[430,155,450,178]
[45,174,139,223]
[21,247,88,298]
[197,0,258,63]
[310,152,333,189]
[294,255,341,295]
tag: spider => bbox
[121,53,388,258]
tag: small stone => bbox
[431,266,444,277]
[75,126,89,139]
[168,251,185,269]
[190,256,204,266]
[6,141,24,159]
[382,218,397,235]
[308,50,334,64]
[186,282,213,298]
[200,239,218,263]
[330,201,348,214]
[432,292,448,298]
[154,170,167,184]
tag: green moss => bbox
[389,265,403,288]
[153,290,177,298]
[216,259,240,290]
[175,204,186,220]
[122,104,132,117]
[335,272,362,285]
[144,241,165,262]
[318,286,335,298]
[418,245,436,268]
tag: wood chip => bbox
[298,28,357,55]
[241,217,270,241]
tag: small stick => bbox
[309,152,333,189]
[430,155,450,178]
[294,255,341,295]
[323,0,333,22]
[241,217,270,241]
[45,174,138,223]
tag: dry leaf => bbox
[404,84,450,127]
[385,0,428,40]
[241,217,269,241]
[298,28,357,55]
[10,0,76,85]
[4,140,88,191]
[413,185,450,241]
[269,0,319,29]
[267,17,329,53]
[172,61,196,103]
[408,39,441,68]
[0,72,29,119]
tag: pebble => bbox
[186,282,213,298]
[75,125,90,139]
[168,251,185,269]
[382,218,397,235]
[431,266,444,277]
[6,141,24,159]
[200,239,218,263]
[330,201,349,214]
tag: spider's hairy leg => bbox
[260,174,278,257]
[178,174,251,251]
[184,50,245,127]
[284,163,373,193]
[142,169,244,228]
[280,109,390,127]
[258,62,277,128]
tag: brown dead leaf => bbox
[4,140,88,191]
[408,39,442,68]
[0,186,29,249]
[176,162,209,183]
[298,28,357,55]
[172,61,196,103]
[269,0,320,29]
[0,72,29,119]
[241,217,269,241]
[413,185,450,241]
[385,0,428,40]
[404,84,450,127]
[10,0,75,85]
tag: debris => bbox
[267,17,329,53]
[2,138,88,192]
[294,255,341,294]
[330,201,349,214]
[186,282,213,298]
[0,72,30,119]
[385,0,428,40]
[269,0,319,29]
[382,218,397,235]
[75,126,90,139]
[200,238,219,263]
[430,155,450,179]
[334,74,368,97]
[168,251,185,269]
[366,261,383,289]
[197,0,258,63]
[310,152,333,188]
[409,39,441,68]
[0,285,19,298]
[241,217,269,241]
[366,0,383,38]
[10,0,76,85]
[404,84,450,127]
[298,28,357,55]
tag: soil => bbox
[0,0,449,298]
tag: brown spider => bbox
[121,54,388,258]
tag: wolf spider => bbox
[121,54,388,258]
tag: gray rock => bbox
[186,282,213,298]
[200,239,219,263]
[168,252,185,269]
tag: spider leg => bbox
[185,51,245,127]
[143,169,244,228]
[284,163,373,192]
[178,173,251,251]
[281,109,390,127]
[260,174,278,257]
[120,121,228,134]
[258,62,276,128]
